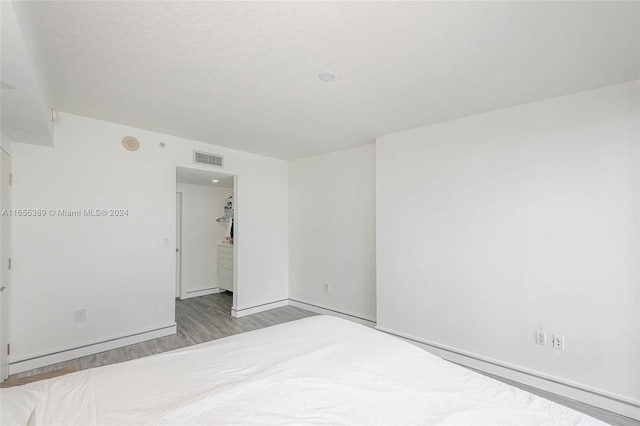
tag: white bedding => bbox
[23,316,603,425]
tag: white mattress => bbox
[25,316,604,425]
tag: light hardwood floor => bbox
[9,293,637,425]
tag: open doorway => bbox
[175,166,237,320]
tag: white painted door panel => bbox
[0,149,11,381]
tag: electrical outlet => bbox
[75,309,87,323]
[535,331,547,346]
[162,238,170,248]
[323,282,329,292]
[552,335,565,350]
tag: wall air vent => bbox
[193,151,224,168]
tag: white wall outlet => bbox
[552,335,565,350]
[323,282,329,292]
[75,309,87,322]
[535,331,547,346]
[162,238,170,248]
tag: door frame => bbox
[0,147,12,381]
[175,191,182,299]
[174,167,239,314]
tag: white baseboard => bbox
[231,299,288,317]
[9,324,177,374]
[376,326,640,421]
[287,299,376,328]
[181,287,221,299]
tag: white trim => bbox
[175,191,182,298]
[9,323,177,374]
[288,299,376,328]
[231,299,288,318]
[181,287,222,299]
[376,326,640,421]
[231,175,239,311]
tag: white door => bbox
[0,149,11,381]
[175,192,182,298]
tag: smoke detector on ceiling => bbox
[318,71,336,82]
[122,136,140,151]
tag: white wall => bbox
[377,81,640,408]
[177,183,232,298]
[9,112,288,363]
[289,144,376,321]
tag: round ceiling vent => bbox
[122,136,140,151]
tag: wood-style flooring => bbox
[1,365,76,388]
[9,292,315,379]
[8,293,637,425]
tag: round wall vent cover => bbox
[122,136,140,151]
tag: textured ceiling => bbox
[32,1,639,160]
[1,1,53,146]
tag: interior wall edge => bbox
[288,143,377,326]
